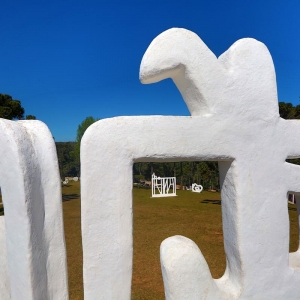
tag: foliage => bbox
[54,101,300,186]
[56,142,79,178]
[278,101,300,166]
[74,116,99,164]
[279,101,300,119]
[0,93,25,120]
[76,116,99,144]
[25,115,36,120]
[55,117,98,179]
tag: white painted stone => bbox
[0,119,68,299]
[81,28,300,299]
[151,173,176,197]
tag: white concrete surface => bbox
[81,28,300,299]
[0,216,10,300]
[0,119,68,299]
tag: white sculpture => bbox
[191,183,203,193]
[288,193,296,204]
[63,178,69,185]
[0,120,68,299]
[151,173,176,197]
[73,177,79,182]
[81,28,300,300]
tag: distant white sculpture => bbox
[81,27,300,300]
[151,173,176,197]
[63,178,69,185]
[191,183,203,193]
[288,193,296,204]
[73,177,78,181]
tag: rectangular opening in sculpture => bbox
[285,159,300,254]
[131,161,225,299]
[288,195,299,253]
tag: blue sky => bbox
[1,0,299,141]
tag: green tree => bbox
[56,142,79,178]
[75,116,99,164]
[25,115,36,120]
[0,93,25,119]
[76,116,99,144]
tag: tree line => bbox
[56,101,300,189]
[0,93,36,120]
[55,143,220,189]
[1,92,300,188]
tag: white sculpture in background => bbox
[191,183,203,193]
[73,177,79,182]
[81,28,300,300]
[151,173,176,197]
[63,178,69,185]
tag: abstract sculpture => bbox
[0,120,68,299]
[151,173,176,197]
[191,183,203,193]
[1,26,300,300]
[81,28,300,299]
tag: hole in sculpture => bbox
[285,159,300,254]
[132,161,226,299]
[0,186,3,216]
[288,192,299,253]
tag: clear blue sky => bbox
[1,0,299,141]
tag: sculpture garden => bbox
[58,181,299,299]
[1,28,300,299]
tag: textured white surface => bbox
[0,216,10,300]
[0,119,68,299]
[81,28,300,299]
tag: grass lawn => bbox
[0,182,299,299]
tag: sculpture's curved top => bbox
[140,28,279,120]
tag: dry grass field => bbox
[0,182,299,299]
[60,182,299,300]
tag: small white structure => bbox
[191,183,203,193]
[151,173,176,197]
[62,178,69,185]
[73,177,79,182]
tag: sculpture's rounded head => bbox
[139,28,222,116]
[139,28,217,85]
[140,27,280,120]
